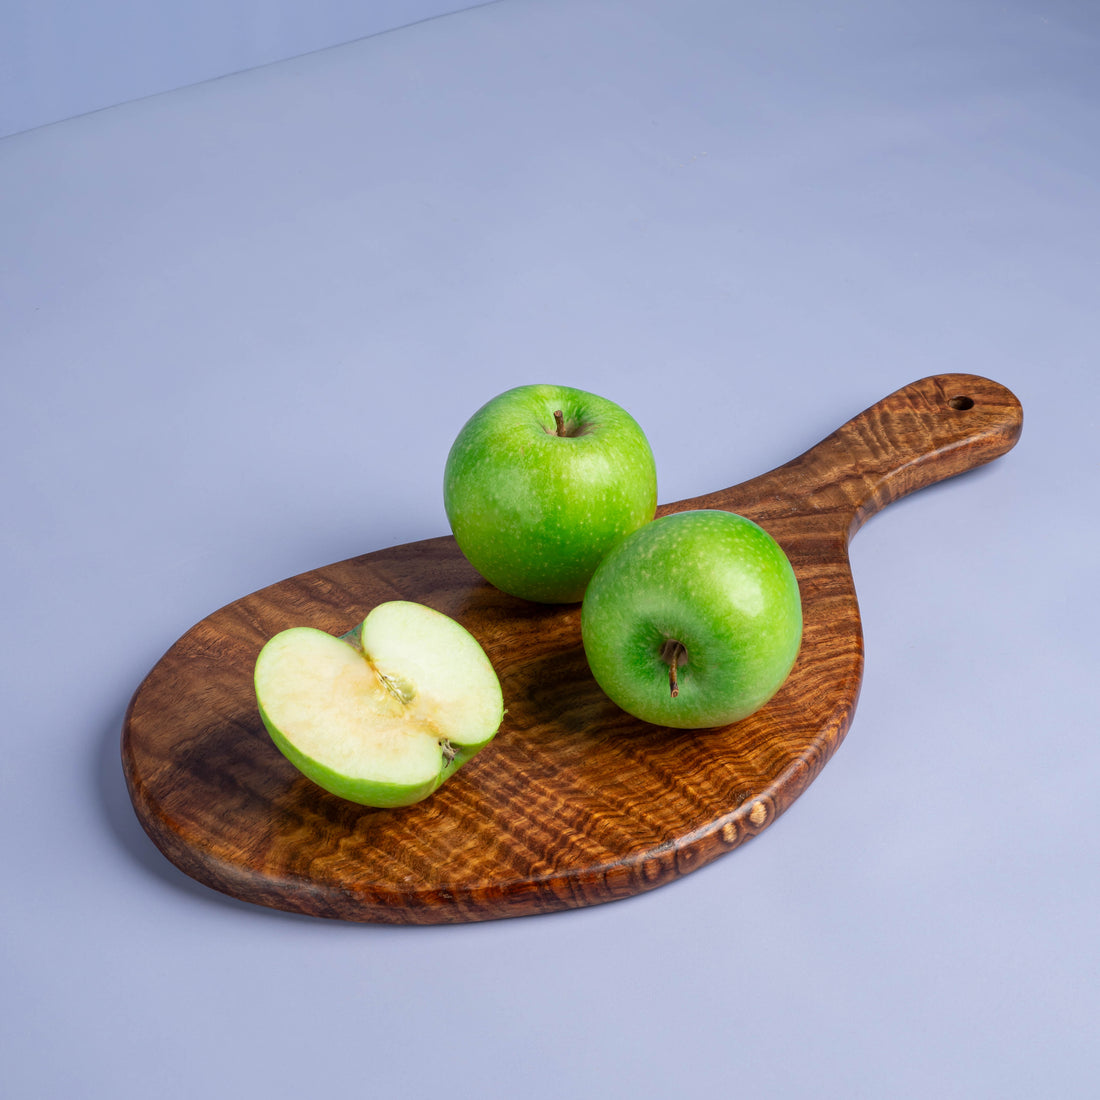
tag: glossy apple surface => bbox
[443,384,657,603]
[254,600,503,807]
[580,509,802,729]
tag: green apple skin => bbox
[443,384,658,604]
[580,509,802,729]
[254,601,504,808]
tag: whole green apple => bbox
[580,509,802,729]
[443,384,658,603]
[254,600,504,808]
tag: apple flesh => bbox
[254,601,504,808]
[580,509,802,729]
[443,384,657,603]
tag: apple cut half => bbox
[254,600,504,808]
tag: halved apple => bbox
[254,600,504,808]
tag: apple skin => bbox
[443,384,657,604]
[580,509,802,729]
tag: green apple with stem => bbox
[581,509,802,729]
[443,384,658,603]
[254,601,504,808]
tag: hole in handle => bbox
[948,395,975,410]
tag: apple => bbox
[254,600,504,808]
[580,509,802,729]
[443,384,658,603]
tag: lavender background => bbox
[1,0,497,137]
[3,2,1098,1097]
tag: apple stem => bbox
[659,639,687,698]
[553,409,566,436]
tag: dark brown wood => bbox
[122,374,1022,923]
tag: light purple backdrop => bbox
[3,2,1097,1097]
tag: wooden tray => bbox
[122,374,1022,923]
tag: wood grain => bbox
[122,374,1022,923]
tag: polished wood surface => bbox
[122,374,1022,923]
